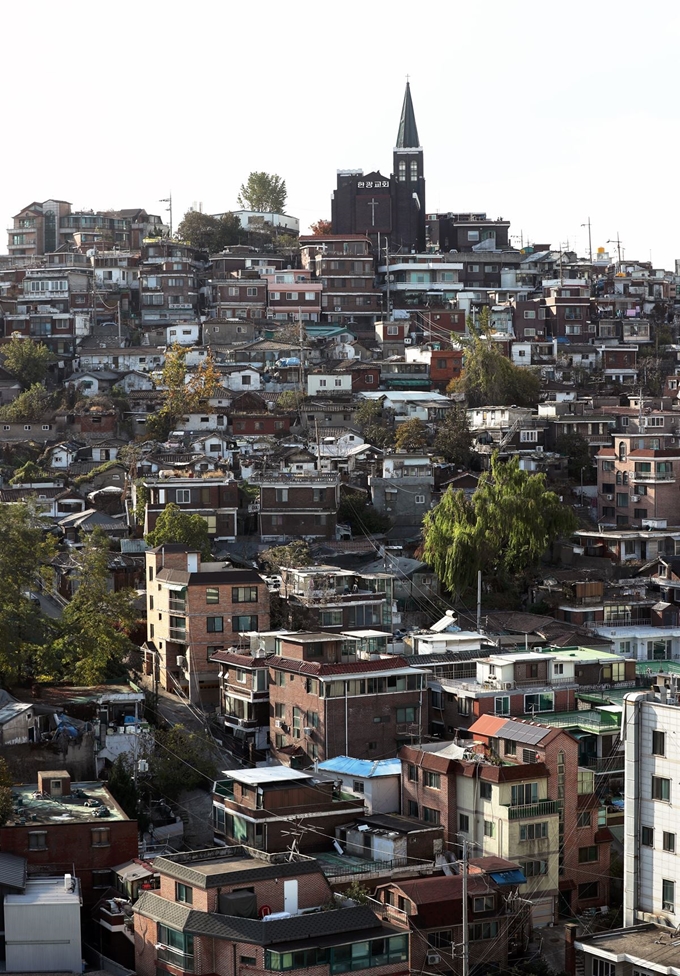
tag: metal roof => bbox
[219,767,311,786]
[0,853,27,890]
[317,757,401,779]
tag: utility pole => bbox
[385,240,391,321]
[160,193,173,237]
[581,217,593,264]
[476,570,482,633]
[462,837,469,976]
[607,233,623,266]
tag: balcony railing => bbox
[157,946,194,971]
[505,800,561,820]
[169,626,187,642]
[632,472,675,482]
[168,600,186,613]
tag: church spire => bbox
[395,80,420,149]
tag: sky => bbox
[3,0,679,268]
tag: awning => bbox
[489,869,526,885]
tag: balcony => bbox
[157,946,194,971]
[169,626,187,642]
[632,472,675,482]
[168,600,186,614]
[505,800,560,820]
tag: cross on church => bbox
[368,197,379,227]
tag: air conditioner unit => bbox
[631,494,640,503]
[334,306,342,312]
[427,953,441,965]
[303,727,314,735]
[605,494,614,501]
[505,682,513,690]
[275,719,284,729]
[176,655,187,669]
[404,337,412,344]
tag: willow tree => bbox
[422,454,577,595]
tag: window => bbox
[241,956,257,966]
[578,768,595,794]
[578,846,598,863]
[524,693,554,714]
[28,831,47,850]
[521,860,547,877]
[353,781,365,794]
[484,820,494,837]
[511,783,539,806]
[93,869,112,888]
[579,882,599,901]
[577,812,592,829]
[233,615,257,632]
[663,878,675,912]
[592,961,615,976]
[396,706,418,724]
[410,160,418,181]
[653,776,671,801]
[407,764,418,783]
[176,488,191,504]
[664,832,676,853]
[207,617,224,633]
[480,781,492,800]
[505,739,517,756]
[653,730,665,756]
[423,771,440,789]
[520,822,548,841]
[176,883,193,903]
[468,230,480,242]
[423,806,440,824]
[275,488,288,502]
[232,586,258,603]
[408,800,418,817]
[157,925,194,969]
[428,930,453,949]
[495,696,509,716]
[474,895,495,913]
[469,921,499,940]
[459,813,470,832]
[91,827,110,847]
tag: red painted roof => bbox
[468,715,507,737]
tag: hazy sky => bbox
[4,1,679,267]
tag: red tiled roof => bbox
[467,715,507,737]
[210,651,270,668]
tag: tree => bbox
[394,418,429,452]
[337,492,391,535]
[310,219,332,236]
[0,384,54,422]
[3,337,53,388]
[259,540,311,574]
[145,503,212,560]
[176,210,241,252]
[149,725,218,801]
[450,313,540,407]
[422,454,577,595]
[433,406,473,466]
[46,530,137,684]
[276,390,305,413]
[148,345,223,441]
[9,460,53,485]
[355,399,395,449]
[0,504,52,684]
[555,432,594,483]
[0,757,13,825]
[237,172,287,213]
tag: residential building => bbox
[133,845,410,976]
[269,631,428,764]
[369,453,434,529]
[252,471,339,542]
[596,429,680,526]
[299,234,382,326]
[0,770,137,908]
[316,756,402,814]
[404,344,463,390]
[212,766,365,851]
[1,867,83,974]
[142,475,239,542]
[278,566,396,633]
[144,545,269,702]
[622,686,680,925]
[212,647,271,756]
[260,268,322,322]
[574,923,680,976]
[210,272,267,320]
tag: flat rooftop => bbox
[576,923,680,970]
[5,876,81,906]
[218,767,311,786]
[7,782,128,826]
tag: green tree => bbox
[237,172,287,213]
[259,540,311,574]
[149,725,218,801]
[422,454,577,595]
[145,503,212,560]
[355,399,394,449]
[555,432,594,483]
[0,504,52,684]
[9,461,53,485]
[433,405,473,466]
[3,337,53,388]
[176,210,241,251]
[47,530,137,684]
[337,492,391,535]
[450,314,540,407]
[394,418,429,452]
[0,384,54,422]
[148,345,222,441]
[276,390,305,413]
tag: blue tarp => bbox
[489,869,527,885]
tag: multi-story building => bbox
[212,766,365,851]
[133,845,410,976]
[260,268,322,322]
[0,769,137,908]
[144,545,269,702]
[252,471,339,542]
[299,234,383,327]
[542,279,592,341]
[7,199,72,257]
[269,631,428,764]
[212,646,272,756]
[278,566,396,633]
[404,344,463,390]
[623,685,680,926]
[426,212,511,253]
[142,475,239,542]
[210,271,267,320]
[369,453,434,529]
[139,255,201,327]
[596,429,680,526]
[316,757,402,814]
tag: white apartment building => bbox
[623,685,680,925]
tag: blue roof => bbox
[317,756,401,779]
[489,869,527,886]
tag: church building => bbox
[331,82,426,254]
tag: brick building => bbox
[277,566,396,633]
[268,632,428,765]
[597,429,680,526]
[0,770,137,908]
[228,391,292,438]
[299,235,383,326]
[212,766,365,851]
[142,475,239,542]
[212,648,271,756]
[252,471,339,543]
[144,545,269,703]
[260,268,322,322]
[133,846,410,976]
[210,272,267,320]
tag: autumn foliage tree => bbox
[310,219,332,236]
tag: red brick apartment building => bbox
[269,632,428,765]
[252,471,340,542]
[597,430,680,526]
[0,770,137,908]
[144,545,269,703]
[134,845,410,976]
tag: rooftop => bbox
[575,923,680,971]
[317,757,402,779]
[217,767,311,787]
[7,781,128,826]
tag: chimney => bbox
[564,922,578,976]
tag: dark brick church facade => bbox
[331,82,426,254]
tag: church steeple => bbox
[395,81,420,149]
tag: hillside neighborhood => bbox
[0,82,679,976]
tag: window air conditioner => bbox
[303,727,314,735]
[275,719,284,729]
[427,953,441,965]
[605,494,614,501]
[404,337,412,344]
